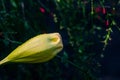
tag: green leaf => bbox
[10,0,17,8]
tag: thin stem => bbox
[102,28,112,51]
[1,0,6,12]
[91,0,94,15]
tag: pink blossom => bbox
[94,7,102,13]
[106,20,109,26]
[39,7,45,13]
[102,8,106,14]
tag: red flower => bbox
[102,8,106,14]
[39,7,45,13]
[94,7,102,13]
[106,20,109,26]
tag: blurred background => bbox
[0,0,120,80]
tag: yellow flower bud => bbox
[0,33,63,65]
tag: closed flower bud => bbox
[0,33,63,65]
